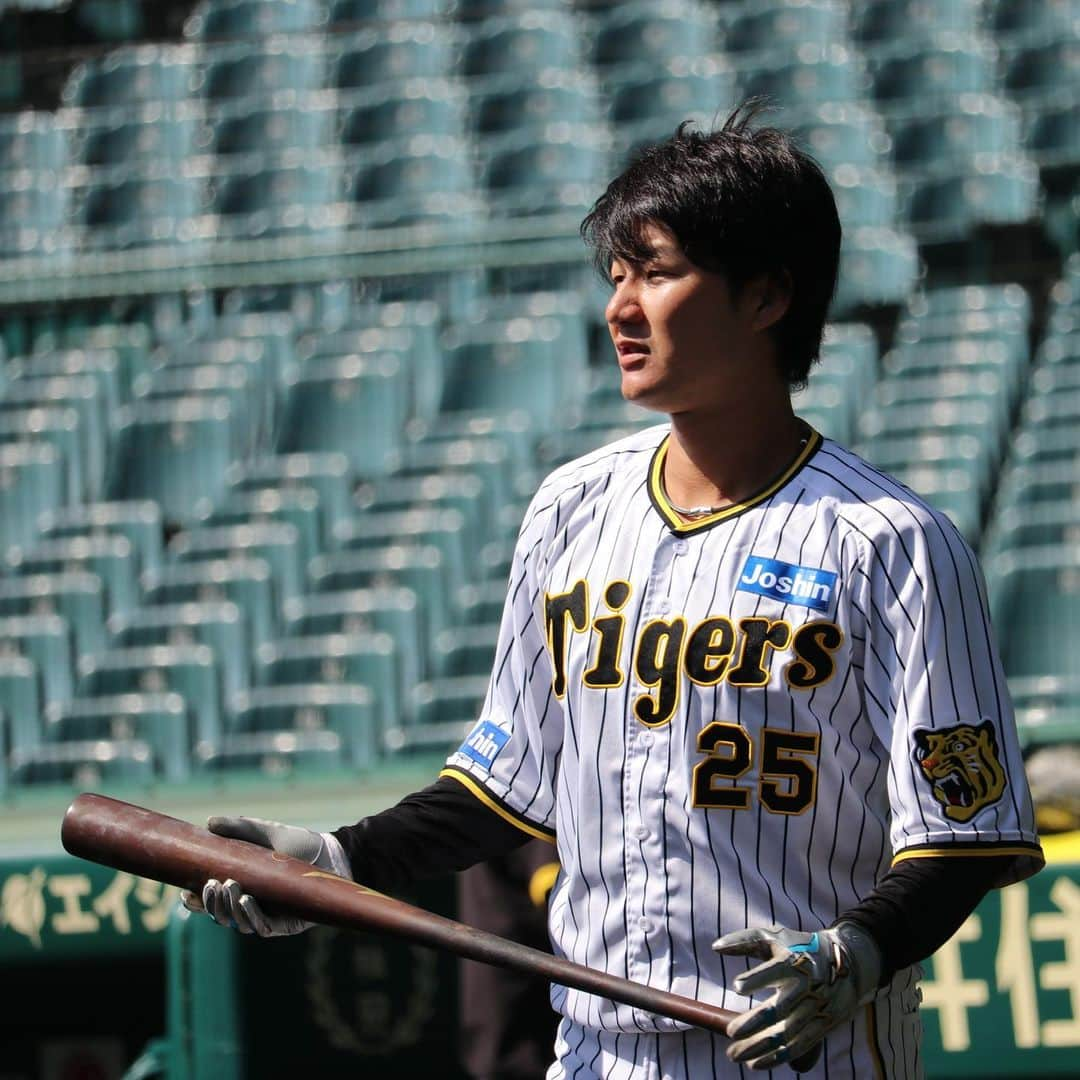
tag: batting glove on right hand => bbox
[180,815,350,938]
[712,921,881,1071]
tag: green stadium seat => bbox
[874,367,1012,433]
[388,674,486,753]
[863,430,994,496]
[1009,674,1080,749]
[43,692,191,781]
[229,683,379,768]
[737,47,867,110]
[867,37,996,108]
[906,282,1032,320]
[254,632,398,731]
[38,500,164,574]
[478,127,610,215]
[0,407,86,505]
[276,355,407,477]
[858,396,1005,452]
[354,469,489,553]
[888,96,1024,173]
[197,41,327,102]
[1016,387,1080,439]
[900,157,1042,240]
[282,586,422,688]
[0,111,68,171]
[217,279,350,331]
[197,488,323,569]
[829,165,900,229]
[9,738,155,787]
[1002,39,1080,104]
[209,158,345,240]
[38,322,155,398]
[721,1,847,54]
[226,452,354,533]
[982,499,1080,561]
[331,24,462,90]
[590,2,718,70]
[455,0,564,20]
[397,438,515,523]
[405,409,535,473]
[184,0,328,39]
[347,136,478,224]
[193,729,346,777]
[61,45,197,109]
[993,460,1080,517]
[429,623,497,679]
[207,99,337,157]
[308,544,452,642]
[438,316,587,426]
[298,322,443,425]
[108,601,250,701]
[471,70,600,137]
[333,507,469,586]
[72,174,208,251]
[456,578,506,627]
[0,373,107,499]
[787,103,892,172]
[988,545,1080,681]
[989,0,1077,40]
[106,398,241,525]
[330,0,458,26]
[340,82,467,146]
[831,227,920,313]
[0,443,68,550]
[169,522,304,605]
[1024,97,1080,195]
[0,613,73,705]
[140,557,277,650]
[77,643,223,745]
[134,361,267,457]
[850,0,979,45]
[73,105,201,167]
[462,12,583,79]
[9,348,124,418]
[0,571,106,659]
[0,654,43,753]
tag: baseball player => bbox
[186,104,1043,1077]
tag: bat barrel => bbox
[61,793,737,1036]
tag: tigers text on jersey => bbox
[444,423,1042,1050]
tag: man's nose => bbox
[606,282,643,327]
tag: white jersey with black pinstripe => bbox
[444,422,1042,1079]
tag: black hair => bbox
[580,101,841,389]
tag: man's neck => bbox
[663,396,805,513]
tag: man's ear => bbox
[750,269,793,332]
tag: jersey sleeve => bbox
[441,483,564,843]
[857,501,1043,885]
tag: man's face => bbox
[605,222,770,415]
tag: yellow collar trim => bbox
[649,425,823,534]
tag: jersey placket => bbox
[623,529,690,1016]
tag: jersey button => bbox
[673,539,689,556]
[638,917,654,933]
[633,825,649,840]
[638,732,654,747]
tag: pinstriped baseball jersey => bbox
[443,421,1041,1075]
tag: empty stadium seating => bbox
[0,0,1078,791]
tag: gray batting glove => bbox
[179,815,351,938]
[711,921,881,1071]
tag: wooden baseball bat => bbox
[60,792,739,1036]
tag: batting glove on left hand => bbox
[711,921,881,1071]
[180,816,351,938]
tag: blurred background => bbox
[0,0,1077,1076]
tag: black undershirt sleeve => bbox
[332,776,537,896]
[837,855,1015,984]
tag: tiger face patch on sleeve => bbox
[912,720,1007,823]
